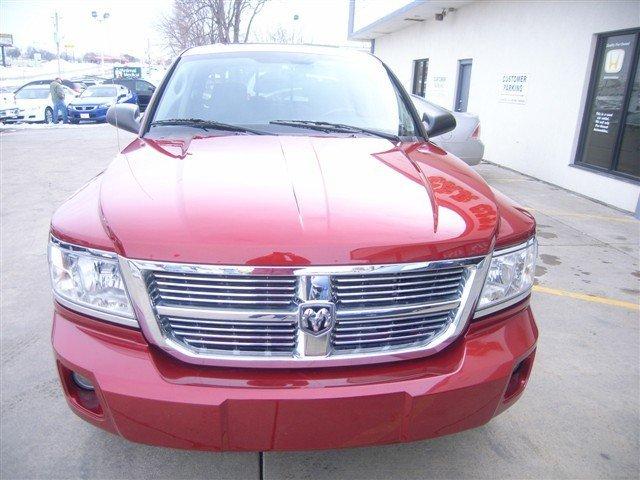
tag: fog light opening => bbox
[72,372,95,391]
[503,352,534,401]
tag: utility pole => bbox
[53,11,61,75]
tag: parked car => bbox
[105,78,155,111]
[67,84,137,123]
[18,78,84,93]
[70,76,109,89]
[411,94,484,165]
[0,87,19,122]
[48,44,538,452]
[8,84,76,123]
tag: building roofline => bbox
[349,0,424,40]
[349,0,474,41]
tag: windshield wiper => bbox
[270,120,400,143]
[151,118,268,135]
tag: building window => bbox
[412,59,428,97]
[575,28,640,181]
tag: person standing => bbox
[49,78,68,124]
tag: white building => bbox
[349,0,640,213]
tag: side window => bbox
[396,89,416,137]
[412,59,428,97]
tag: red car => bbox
[48,45,538,451]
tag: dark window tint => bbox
[412,59,428,97]
[576,29,640,181]
[114,79,134,89]
[617,58,640,177]
[136,80,154,92]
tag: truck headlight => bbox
[475,238,537,317]
[48,237,136,326]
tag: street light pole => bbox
[91,10,110,74]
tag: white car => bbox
[0,87,19,122]
[8,84,77,123]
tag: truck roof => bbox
[183,43,372,58]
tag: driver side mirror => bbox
[421,104,457,138]
[107,103,141,134]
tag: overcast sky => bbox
[0,0,364,59]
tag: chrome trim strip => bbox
[337,299,460,317]
[492,237,537,256]
[50,235,118,260]
[166,317,296,327]
[128,257,481,276]
[120,254,491,368]
[337,289,459,303]
[336,315,449,327]
[54,294,139,328]
[155,305,297,321]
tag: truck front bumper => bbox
[52,301,537,451]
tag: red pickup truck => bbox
[48,45,538,451]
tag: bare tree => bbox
[160,0,268,55]
[253,25,302,44]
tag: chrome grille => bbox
[148,271,297,310]
[146,271,298,355]
[159,314,297,354]
[332,266,465,309]
[126,256,487,367]
[331,267,465,352]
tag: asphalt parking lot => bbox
[1,123,638,479]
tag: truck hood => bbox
[98,135,498,265]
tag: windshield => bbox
[152,51,416,136]
[81,86,117,98]
[15,87,50,100]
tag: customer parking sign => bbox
[498,73,529,105]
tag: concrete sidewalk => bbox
[1,126,638,479]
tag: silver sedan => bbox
[411,94,484,165]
